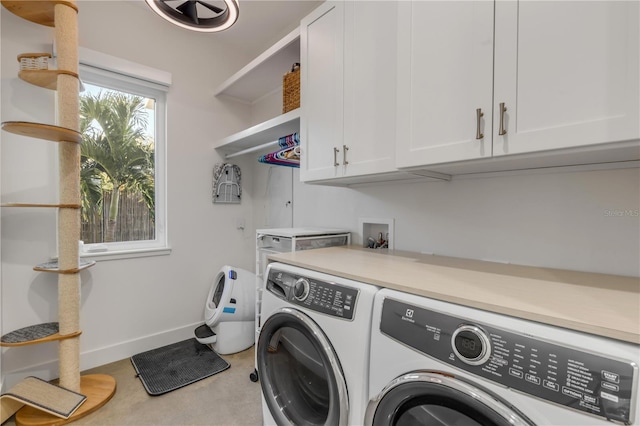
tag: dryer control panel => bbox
[380,297,638,424]
[267,268,358,320]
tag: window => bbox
[76,53,169,258]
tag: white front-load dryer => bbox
[257,262,379,426]
[366,288,639,426]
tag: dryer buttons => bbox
[452,325,492,366]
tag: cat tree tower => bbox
[0,1,116,424]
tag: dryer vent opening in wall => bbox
[213,163,241,204]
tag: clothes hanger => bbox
[258,132,300,168]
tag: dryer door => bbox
[366,371,535,426]
[257,307,348,426]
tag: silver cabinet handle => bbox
[333,147,340,166]
[476,108,484,140]
[342,145,349,165]
[498,102,507,136]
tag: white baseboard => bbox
[1,322,202,392]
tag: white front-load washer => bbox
[257,262,379,426]
[366,288,639,425]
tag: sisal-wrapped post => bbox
[55,1,81,393]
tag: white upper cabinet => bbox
[300,2,344,181]
[396,1,495,168]
[301,1,399,183]
[397,0,639,170]
[341,1,397,178]
[493,1,639,156]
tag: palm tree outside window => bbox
[78,66,168,256]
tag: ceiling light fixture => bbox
[144,0,239,33]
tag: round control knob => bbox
[451,325,492,366]
[293,278,310,301]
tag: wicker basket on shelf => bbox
[282,63,300,113]
[17,53,51,71]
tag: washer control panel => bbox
[380,297,638,424]
[267,268,358,320]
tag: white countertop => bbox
[268,246,640,344]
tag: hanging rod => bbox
[225,139,281,159]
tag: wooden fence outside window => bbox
[81,190,155,243]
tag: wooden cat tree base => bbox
[15,375,116,426]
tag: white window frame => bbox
[72,49,171,260]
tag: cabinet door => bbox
[395,1,494,168]
[300,2,344,182]
[342,1,398,177]
[493,1,640,156]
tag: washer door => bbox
[257,307,348,426]
[366,371,535,426]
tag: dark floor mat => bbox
[130,338,230,396]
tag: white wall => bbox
[0,1,267,388]
[292,166,640,277]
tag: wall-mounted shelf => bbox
[0,0,78,27]
[213,26,302,157]
[215,109,300,156]
[215,27,300,103]
[19,69,79,90]
[1,121,81,143]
